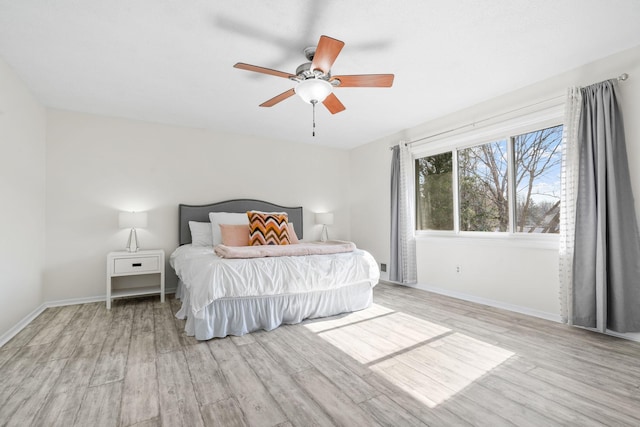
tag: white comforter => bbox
[170,244,380,319]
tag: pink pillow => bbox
[219,224,250,246]
[288,223,300,244]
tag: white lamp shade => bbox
[295,79,332,104]
[119,211,148,229]
[315,212,334,225]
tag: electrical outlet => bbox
[380,263,387,272]
[455,265,461,273]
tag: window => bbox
[415,124,563,235]
[458,140,509,232]
[415,153,453,231]
[513,126,563,233]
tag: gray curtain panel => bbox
[572,80,640,333]
[389,145,401,282]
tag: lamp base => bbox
[126,228,140,252]
[320,225,329,242]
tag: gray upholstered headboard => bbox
[179,199,303,245]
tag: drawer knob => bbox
[132,263,142,267]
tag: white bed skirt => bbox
[175,280,373,340]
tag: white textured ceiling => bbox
[1,1,639,149]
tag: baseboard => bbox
[382,280,562,323]
[44,287,177,308]
[45,295,105,308]
[0,303,48,347]
[0,287,178,347]
[605,330,640,343]
[380,281,640,343]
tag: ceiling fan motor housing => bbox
[294,62,330,81]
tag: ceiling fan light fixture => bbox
[295,78,332,104]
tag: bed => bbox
[170,199,380,340]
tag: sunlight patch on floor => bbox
[308,305,515,408]
[370,332,514,407]
[313,311,451,364]
[303,303,395,333]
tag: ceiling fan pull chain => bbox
[311,100,317,137]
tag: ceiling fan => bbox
[234,35,394,135]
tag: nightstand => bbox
[106,249,165,309]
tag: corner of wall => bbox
[0,57,47,339]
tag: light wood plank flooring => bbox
[2,282,640,426]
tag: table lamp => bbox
[119,211,147,252]
[315,212,334,242]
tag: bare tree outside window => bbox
[514,125,563,233]
[458,140,509,231]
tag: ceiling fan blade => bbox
[322,93,346,114]
[234,63,295,79]
[259,88,296,107]
[310,35,345,74]
[331,74,394,87]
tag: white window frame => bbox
[412,103,564,247]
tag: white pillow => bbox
[209,212,249,245]
[189,221,213,246]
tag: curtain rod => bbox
[390,72,629,150]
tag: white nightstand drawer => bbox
[113,256,159,274]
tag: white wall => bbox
[350,45,640,318]
[349,138,391,275]
[0,58,47,337]
[44,110,351,301]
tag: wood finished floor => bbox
[2,283,640,426]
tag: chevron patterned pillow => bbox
[247,211,291,246]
